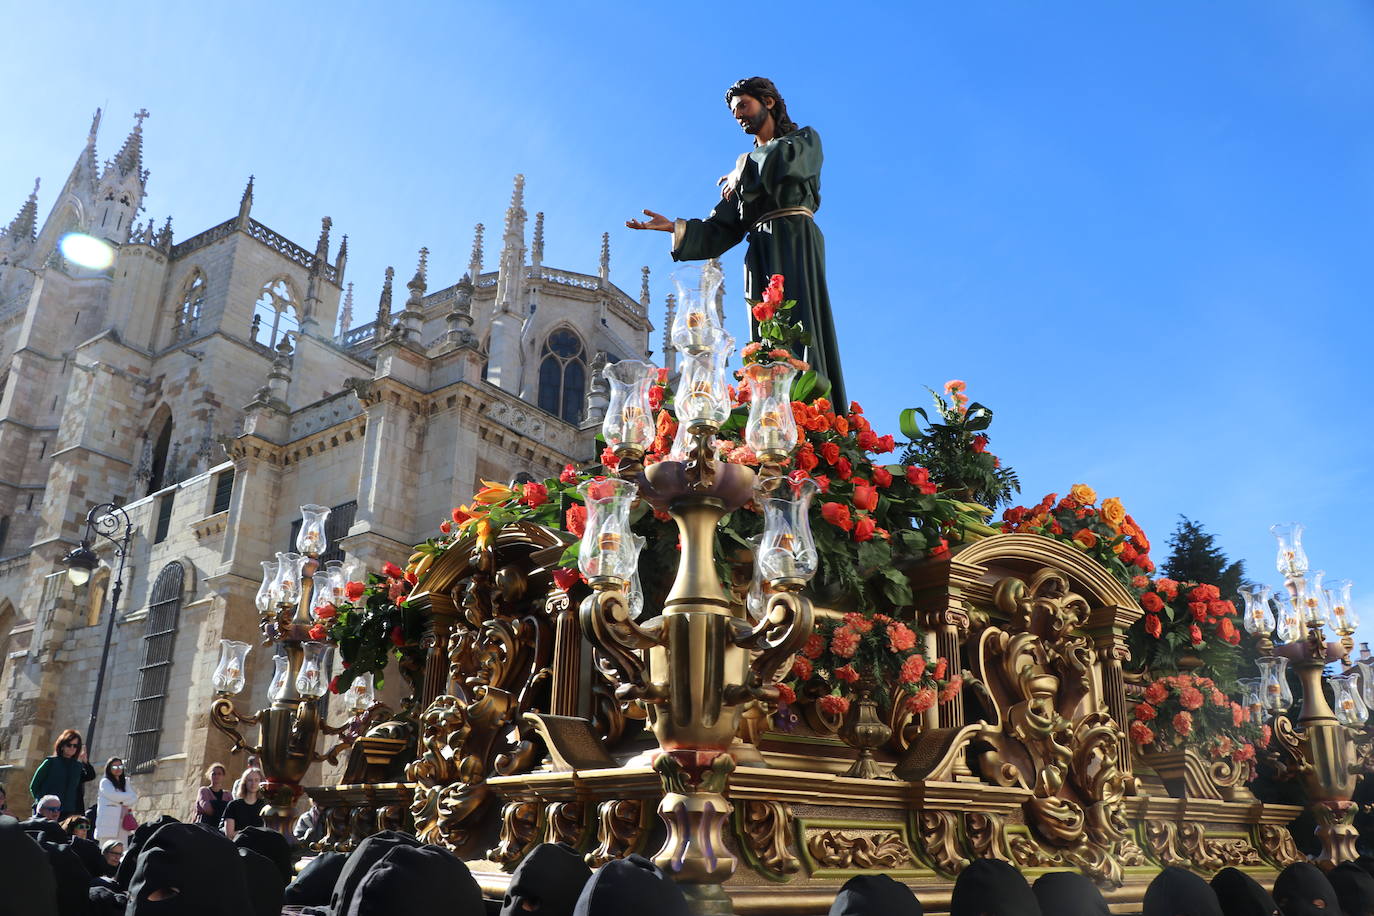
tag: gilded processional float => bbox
[209,265,1369,914]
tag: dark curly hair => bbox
[725,77,799,137]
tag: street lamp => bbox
[61,502,134,759]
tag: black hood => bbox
[238,847,286,916]
[341,843,483,916]
[125,822,252,916]
[572,855,691,916]
[285,851,347,906]
[829,873,923,916]
[113,816,179,890]
[1328,862,1374,916]
[1273,862,1340,916]
[501,843,592,916]
[327,830,423,915]
[1144,866,1224,916]
[0,814,59,916]
[1033,871,1110,916]
[232,826,292,886]
[1211,867,1279,916]
[951,858,1042,916]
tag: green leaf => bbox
[898,408,929,440]
[791,370,819,403]
[856,539,893,570]
[879,567,914,607]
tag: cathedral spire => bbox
[531,212,544,268]
[408,247,429,296]
[663,292,677,373]
[396,247,429,342]
[640,265,651,310]
[339,281,354,334]
[599,232,610,281]
[376,266,394,329]
[335,233,348,280]
[2,179,40,243]
[313,216,332,267]
[238,175,254,225]
[469,223,484,278]
[111,108,149,182]
[495,175,527,312]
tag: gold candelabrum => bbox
[1243,523,1365,868]
[581,291,817,914]
[210,505,377,835]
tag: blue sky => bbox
[4,2,1372,637]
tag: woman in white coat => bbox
[94,756,137,846]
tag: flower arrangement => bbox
[1130,672,1268,780]
[781,611,960,719]
[744,273,809,367]
[999,484,1154,593]
[899,380,1020,509]
[1129,579,1245,683]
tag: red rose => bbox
[872,467,893,488]
[796,444,819,472]
[971,435,988,453]
[875,435,896,454]
[439,520,452,534]
[1134,556,1155,572]
[565,504,588,537]
[1172,711,1193,736]
[899,654,927,684]
[764,273,785,305]
[857,429,879,452]
[1218,617,1240,644]
[776,683,796,705]
[648,385,665,410]
[1141,592,1165,613]
[849,400,864,415]
[834,457,853,480]
[600,446,620,470]
[315,603,337,620]
[820,441,841,465]
[792,656,814,680]
[813,475,831,492]
[308,623,328,641]
[906,465,937,495]
[345,580,366,601]
[383,561,405,580]
[404,570,418,585]
[929,539,950,560]
[1189,623,1203,645]
[521,481,549,508]
[818,695,850,717]
[1135,702,1157,721]
[329,675,341,695]
[1154,578,1179,600]
[1188,601,1209,622]
[751,301,778,322]
[1131,575,1150,589]
[821,502,853,532]
[1119,542,1138,563]
[835,664,860,684]
[1144,613,1162,638]
[853,484,878,512]
[1209,599,1235,618]
[551,567,581,592]
[560,464,578,484]
[852,517,876,543]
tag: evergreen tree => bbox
[1162,516,1250,603]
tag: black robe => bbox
[672,126,847,410]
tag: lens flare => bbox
[58,233,115,270]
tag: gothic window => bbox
[147,409,172,495]
[127,561,185,774]
[252,278,299,348]
[537,329,586,425]
[175,271,206,341]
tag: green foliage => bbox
[1162,516,1251,605]
[898,385,1020,509]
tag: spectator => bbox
[101,839,124,877]
[34,795,63,822]
[60,814,91,840]
[28,728,96,817]
[194,761,231,828]
[95,756,138,846]
[221,767,265,839]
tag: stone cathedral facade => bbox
[0,110,667,816]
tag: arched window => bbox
[252,278,299,348]
[175,271,206,341]
[127,561,185,774]
[147,410,173,495]
[537,329,586,425]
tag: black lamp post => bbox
[61,502,133,759]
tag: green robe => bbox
[671,126,847,411]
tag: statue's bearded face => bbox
[730,93,772,135]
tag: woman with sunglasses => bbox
[95,756,138,846]
[28,728,95,818]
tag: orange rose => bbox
[1072,529,1098,549]
[1069,483,1097,506]
[1100,497,1126,529]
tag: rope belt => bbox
[753,207,815,231]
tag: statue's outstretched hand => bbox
[626,209,673,232]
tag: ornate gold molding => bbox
[736,800,801,880]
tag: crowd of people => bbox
[5,728,1374,914]
[5,811,1374,916]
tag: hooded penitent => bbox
[113,816,179,890]
[341,843,483,916]
[572,855,691,916]
[0,814,59,916]
[1273,863,1340,916]
[1327,862,1374,916]
[237,847,286,916]
[1144,866,1225,916]
[326,830,423,914]
[285,851,347,906]
[232,826,293,886]
[1211,867,1280,916]
[950,858,1042,916]
[1032,871,1110,916]
[829,873,924,916]
[500,843,593,916]
[125,822,253,916]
